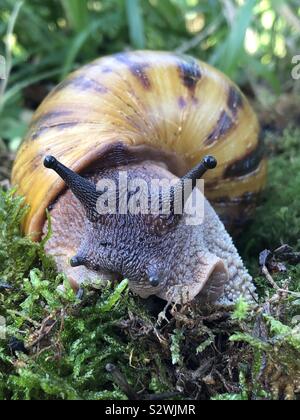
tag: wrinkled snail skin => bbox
[41,160,255,305]
[11,51,266,305]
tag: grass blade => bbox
[214,0,257,77]
[125,0,145,49]
[2,69,61,107]
[60,20,104,80]
[61,0,89,33]
[0,1,23,113]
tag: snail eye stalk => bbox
[167,155,217,214]
[181,155,217,189]
[44,155,99,215]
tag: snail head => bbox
[43,153,231,304]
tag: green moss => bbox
[170,329,184,366]
[230,126,300,400]
[232,298,250,321]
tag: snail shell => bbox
[12,51,266,238]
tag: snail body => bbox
[12,51,266,304]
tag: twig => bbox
[175,18,222,54]
[277,3,300,33]
[262,265,300,298]
[215,369,239,394]
[221,0,236,24]
[33,344,55,359]
[144,391,181,400]
[7,310,40,328]
[27,315,58,349]
[261,265,280,291]
[106,363,139,400]
[106,362,182,400]
[248,287,259,304]
[190,358,214,380]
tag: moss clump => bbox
[0,127,300,400]
[240,127,300,263]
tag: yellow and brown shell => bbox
[12,51,267,238]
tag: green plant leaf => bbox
[61,0,89,33]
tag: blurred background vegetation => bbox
[0,0,299,156]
